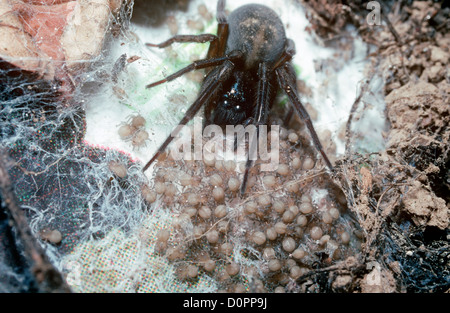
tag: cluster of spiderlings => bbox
[140,126,363,293]
[117,114,149,148]
[0,71,153,256]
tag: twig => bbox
[381,10,402,45]
[16,155,65,176]
[0,150,71,293]
[381,8,410,82]
[296,256,364,283]
[344,75,373,160]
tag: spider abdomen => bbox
[226,4,287,70]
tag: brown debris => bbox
[403,181,448,230]
[0,0,125,94]
[304,0,449,292]
[360,263,397,293]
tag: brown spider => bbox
[142,0,333,195]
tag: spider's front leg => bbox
[142,59,237,172]
[143,50,244,172]
[208,0,229,59]
[143,0,233,173]
[274,40,333,171]
[145,0,230,89]
[145,54,235,88]
[240,62,271,195]
[145,0,228,59]
[146,34,218,48]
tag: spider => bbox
[142,0,333,195]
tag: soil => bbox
[301,0,449,292]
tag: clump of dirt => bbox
[302,0,449,292]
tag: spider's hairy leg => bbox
[206,0,229,59]
[240,63,271,195]
[272,38,333,171]
[217,0,227,23]
[271,39,296,71]
[142,60,236,172]
[275,63,333,171]
[146,51,241,88]
[146,34,218,48]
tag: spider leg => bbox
[275,63,333,171]
[146,51,241,88]
[147,1,228,58]
[271,39,296,71]
[142,59,237,172]
[216,0,227,23]
[273,39,296,125]
[240,63,271,195]
[146,34,218,48]
[233,117,254,152]
[283,106,294,126]
[207,0,229,59]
